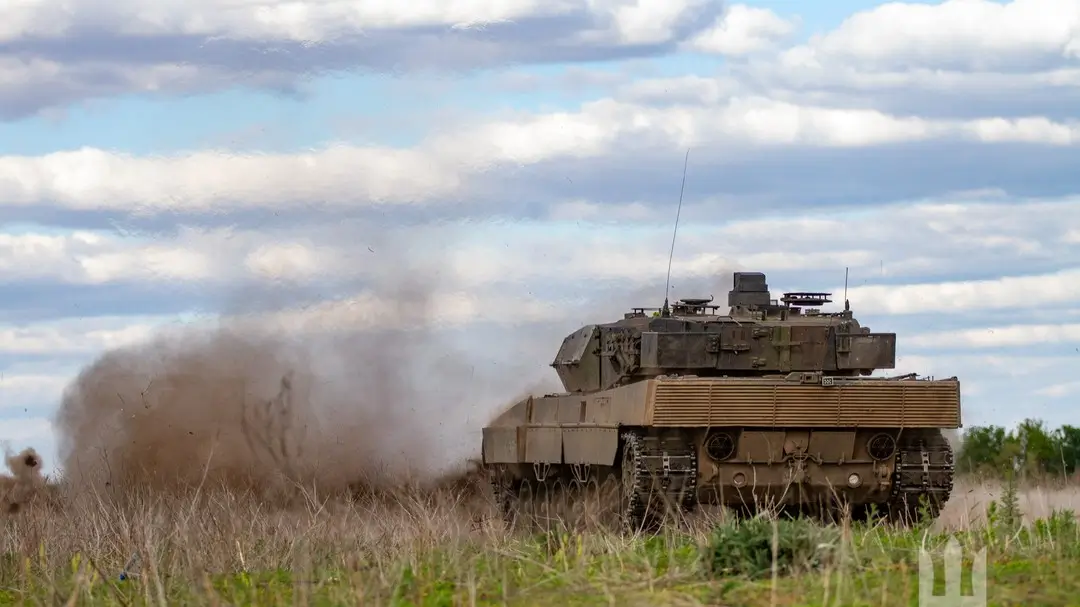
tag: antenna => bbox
[662,148,691,317]
[843,266,850,312]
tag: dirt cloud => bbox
[50,273,550,500]
[1,447,47,516]
[46,254,746,501]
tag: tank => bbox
[482,271,960,529]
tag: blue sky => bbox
[1,0,1079,476]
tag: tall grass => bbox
[3,474,1080,605]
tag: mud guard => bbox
[482,425,620,466]
[562,426,620,466]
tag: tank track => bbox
[489,471,517,524]
[486,431,701,530]
[886,429,954,524]
[620,430,698,530]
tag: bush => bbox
[704,516,840,579]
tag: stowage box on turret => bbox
[482,272,960,528]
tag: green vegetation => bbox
[7,419,1080,605]
[2,482,1080,606]
[956,419,1080,480]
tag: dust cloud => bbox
[0,447,47,516]
[50,275,549,501]
[45,262,744,502]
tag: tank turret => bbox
[551,271,895,394]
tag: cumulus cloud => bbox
[3,193,1079,297]
[842,267,1080,316]
[686,4,798,56]
[908,323,1080,349]
[0,316,167,356]
[0,0,729,117]
[792,0,1079,71]
[4,0,726,45]
[0,376,71,412]
[737,0,1080,118]
[4,0,565,41]
[4,99,1080,218]
[0,418,52,444]
[0,57,297,120]
[586,0,1080,121]
[7,0,1076,122]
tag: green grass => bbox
[3,480,1080,606]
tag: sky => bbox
[1,0,1079,474]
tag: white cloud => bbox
[0,57,296,119]
[3,0,573,43]
[0,145,458,210]
[888,354,1074,382]
[6,0,1078,123]
[796,0,1080,70]
[687,4,798,55]
[260,290,565,334]
[766,63,1080,98]
[503,0,1070,126]
[0,418,53,444]
[0,228,285,284]
[593,0,715,46]
[0,316,169,356]
[5,100,1080,213]
[243,242,338,281]
[0,290,564,357]
[909,323,1080,349]
[3,194,1078,292]
[2,0,725,46]
[2,0,725,61]
[614,73,744,106]
[844,267,1080,316]
[0,375,69,411]
[0,0,730,115]
[1036,381,1080,398]
[968,116,1079,145]
[698,0,1080,116]
[882,353,1080,428]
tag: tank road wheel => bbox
[579,473,605,527]
[546,477,570,527]
[516,477,538,528]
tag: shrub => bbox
[704,515,840,579]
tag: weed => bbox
[1,478,1079,605]
[704,515,840,579]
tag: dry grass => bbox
[2,471,1080,606]
[939,479,1080,530]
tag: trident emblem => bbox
[918,537,987,607]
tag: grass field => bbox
[3,473,1080,606]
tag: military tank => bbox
[482,271,960,529]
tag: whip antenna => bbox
[662,148,690,317]
[844,266,851,312]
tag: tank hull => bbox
[483,373,960,528]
